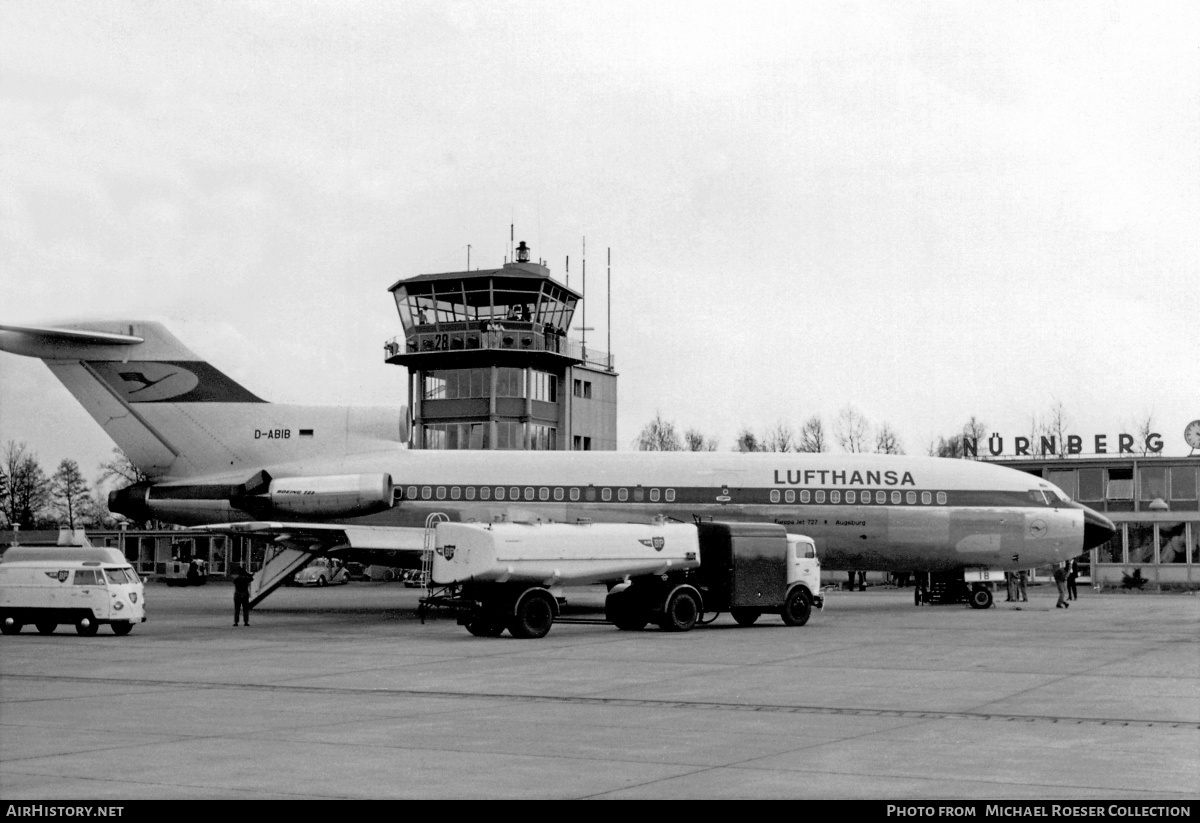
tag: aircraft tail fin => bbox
[0,321,405,480]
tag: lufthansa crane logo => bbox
[1029,520,1048,538]
[638,537,665,552]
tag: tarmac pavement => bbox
[1,581,1197,800]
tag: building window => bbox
[573,435,582,450]
[1170,467,1197,502]
[1077,469,1103,502]
[573,379,583,397]
[583,437,592,450]
[1139,467,1167,503]
[1107,468,1133,500]
[1048,470,1077,501]
[1097,524,1122,563]
[1128,523,1154,564]
[1159,523,1187,563]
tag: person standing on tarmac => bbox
[232,565,253,626]
[1066,559,1079,601]
[1053,562,1070,609]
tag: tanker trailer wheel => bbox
[465,616,506,637]
[781,588,812,627]
[111,621,135,636]
[35,622,57,635]
[75,616,100,636]
[508,590,556,639]
[606,590,648,631]
[969,586,993,610]
[731,608,761,626]
[658,589,700,632]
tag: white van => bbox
[0,546,147,636]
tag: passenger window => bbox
[846,490,856,504]
[830,490,841,504]
[800,490,810,503]
[617,488,628,502]
[602,488,612,502]
[633,488,644,502]
[585,488,596,501]
[815,490,826,503]
[906,491,917,505]
[495,487,505,501]
[891,491,902,504]
[770,490,780,503]
[436,486,446,500]
[785,490,794,503]
[450,486,461,500]
[876,491,886,504]
[921,491,931,505]
[510,487,520,500]
[465,487,476,500]
[650,489,660,502]
[524,487,534,500]
[421,486,432,500]
[569,488,580,501]
[665,489,675,502]
[480,487,491,500]
[553,488,563,501]
[936,492,947,505]
[539,487,549,501]
[407,486,418,500]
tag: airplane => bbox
[0,320,1117,609]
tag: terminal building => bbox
[989,454,1199,589]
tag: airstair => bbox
[249,544,325,607]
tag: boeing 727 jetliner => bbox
[0,321,1117,608]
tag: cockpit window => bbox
[1028,490,1049,505]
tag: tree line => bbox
[0,441,148,531]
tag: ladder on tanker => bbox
[421,512,449,597]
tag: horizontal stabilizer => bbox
[0,323,144,346]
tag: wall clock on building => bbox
[1185,420,1200,454]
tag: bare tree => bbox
[97,448,148,488]
[1134,410,1155,456]
[797,415,827,453]
[633,411,682,451]
[835,406,870,453]
[929,434,965,458]
[874,423,904,455]
[50,459,93,529]
[1038,401,1070,457]
[1,441,51,529]
[761,421,795,453]
[733,427,761,453]
[683,429,718,452]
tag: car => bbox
[403,570,428,588]
[292,557,350,587]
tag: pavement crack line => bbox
[4,672,1196,729]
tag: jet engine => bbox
[264,473,394,518]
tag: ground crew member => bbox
[233,565,253,626]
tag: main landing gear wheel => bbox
[731,608,761,626]
[781,588,812,627]
[75,617,99,636]
[969,587,993,610]
[35,622,57,635]
[508,591,555,639]
[658,589,700,632]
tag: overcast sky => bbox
[1,1,1197,486]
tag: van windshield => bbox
[104,568,137,584]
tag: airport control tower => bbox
[384,242,617,451]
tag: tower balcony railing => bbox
[384,322,613,370]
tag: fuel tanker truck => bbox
[422,520,823,639]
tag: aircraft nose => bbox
[1082,506,1117,551]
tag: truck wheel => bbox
[969,586,993,610]
[508,591,555,639]
[465,614,506,637]
[781,588,812,627]
[75,617,99,637]
[659,589,699,632]
[731,608,760,627]
[1,618,22,635]
[35,622,57,635]
[111,621,135,636]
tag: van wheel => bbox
[111,621,134,636]
[1,619,22,635]
[781,588,812,627]
[35,622,57,635]
[508,591,555,639]
[75,617,100,637]
[731,608,760,626]
[659,589,699,632]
